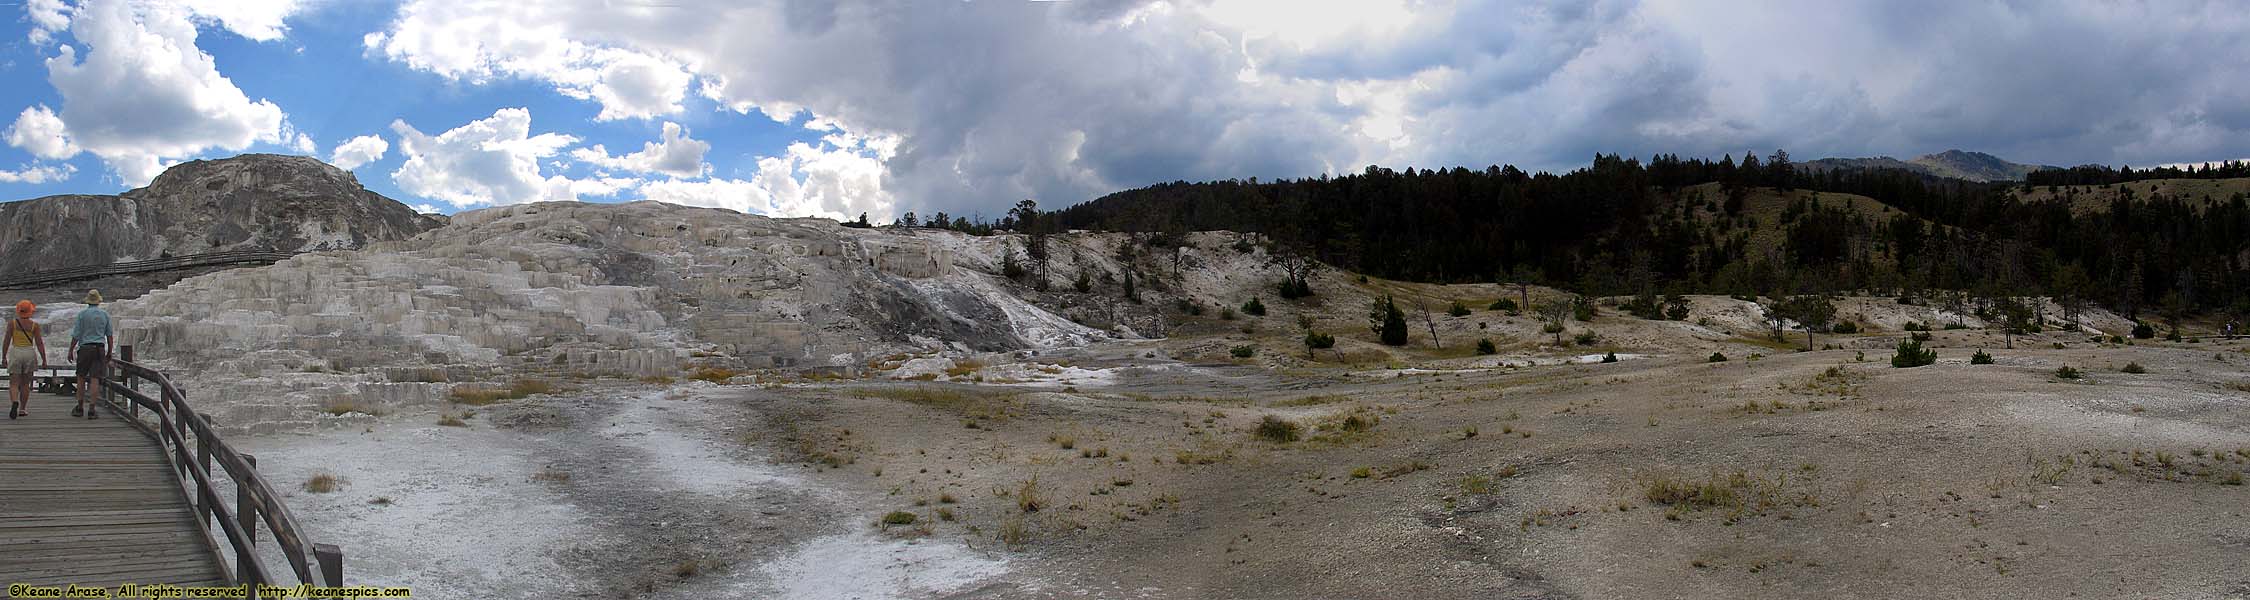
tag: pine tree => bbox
[1369,295,1409,346]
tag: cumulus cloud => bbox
[176,0,301,42]
[0,163,76,184]
[570,121,709,178]
[635,132,894,220]
[329,134,389,170]
[26,0,71,44]
[5,105,77,160]
[9,0,305,185]
[363,1,693,121]
[390,107,631,208]
[364,0,2250,216]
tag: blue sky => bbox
[0,0,823,214]
[5,1,2250,220]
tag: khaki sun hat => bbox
[84,289,102,305]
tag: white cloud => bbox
[16,0,302,185]
[587,49,692,121]
[363,1,693,121]
[635,132,893,220]
[26,0,71,44]
[390,107,630,208]
[0,162,76,184]
[177,0,301,42]
[5,105,77,160]
[329,134,389,170]
[569,121,708,178]
[410,203,442,214]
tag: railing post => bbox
[121,345,138,421]
[198,415,215,529]
[315,544,343,587]
[101,349,114,413]
[237,453,260,585]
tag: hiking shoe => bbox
[69,405,82,417]
[86,408,97,420]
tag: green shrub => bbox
[1573,301,1595,322]
[2131,323,2155,339]
[1448,301,1472,317]
[881,511,918,525]
[1574,331,1600,346]
[1902,322,1929,331]
[1304,332,1336,350]
[1230,345,1257,358]
[1253,415,1301,443]
[2121,362,2146,374]
[1910,331,1933,342]
[1970,350,1994,365]
[1489,298,1518,312]
[1602,351,1619,363]
[1220,307,1238,320]
[1177,299,1205,316]
[1475,338,1497,355]
[1891,339,1937,368]
[1242,297,1268,316]
[1943,323,1969,330]
[1830,321,1859,334]
[1708,352,1728,363]
[2055,365,2083,379]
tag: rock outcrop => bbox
[0,154,441,280]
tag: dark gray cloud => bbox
[368,0,2250,217]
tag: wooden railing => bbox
[95,346,343,587]
[0,250,300,289]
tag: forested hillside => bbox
[1027,153,2250,321]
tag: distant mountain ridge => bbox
[1803,149,2056,182]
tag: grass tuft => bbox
[1253,415,1302,443]
[303,472,342,493]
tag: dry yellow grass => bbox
[303,472,342,493]
[449,379,558,405]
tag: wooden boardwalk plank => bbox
[0,400,227,587]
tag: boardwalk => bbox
[0,396,229,590]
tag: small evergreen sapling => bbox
[1891,338,1937,368]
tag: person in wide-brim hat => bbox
[71,289,114,420]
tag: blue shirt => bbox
[71,306,112,346]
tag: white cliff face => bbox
[93,201,1218,432]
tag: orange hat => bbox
[13,300,31,317]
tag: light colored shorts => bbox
[6,346,37,377]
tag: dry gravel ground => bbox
[232,292,2247,599]
[742,332,2250,599]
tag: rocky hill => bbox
[1804,149,2054,182]
[80,200,1257,431]
[0,154,441,281]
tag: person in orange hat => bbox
[6,300,47,419]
